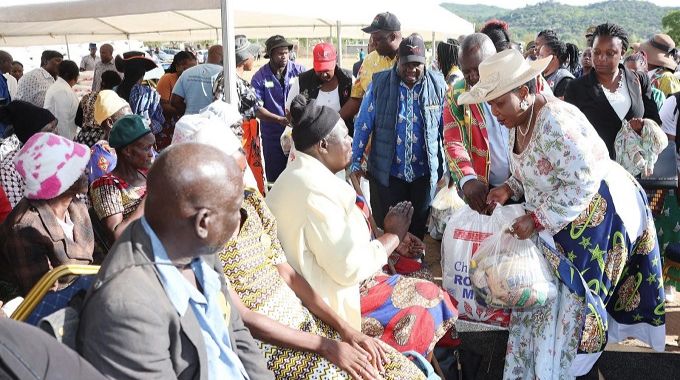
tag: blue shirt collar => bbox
[140,217,221,316]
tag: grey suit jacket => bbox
[76,219,273,380]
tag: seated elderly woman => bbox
[460,49,664,378]
[0,132,93,301]
[267,96,458,357]
[172,103,425,379]
[89,115,155,244]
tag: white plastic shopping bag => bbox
[470,229,557,310]
[441,204,525,327]
[428,183,465,240]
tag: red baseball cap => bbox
[313,43,336,72]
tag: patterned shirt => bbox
[0,135,20,163]
[0,148,24,208]
[90,173,146,221]
[352,81,429,182]
[16,67,54,107]
[128,84,164,134]
[213,73,261,120]
[74,91,105,147]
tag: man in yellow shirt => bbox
[340,12,402,122]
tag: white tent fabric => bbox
[0,0,474,46]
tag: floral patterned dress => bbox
[503,100,665,379]
[74,91,105,148]
[219,191,425,380]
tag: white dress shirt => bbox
[44,77,80,139]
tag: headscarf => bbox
[0,101,56,144]
[173,103,258,190]
[94,90,129,126]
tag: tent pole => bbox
[432,32,435,67]
[64,35,71,60]
[336,21,343,69]
[221,0,237,105]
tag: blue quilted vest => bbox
[367,66,447,200]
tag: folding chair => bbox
[11,265,100,324]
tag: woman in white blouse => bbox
[564,23,661,160]
[460,48,665,380]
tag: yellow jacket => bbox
[266,152,387,329]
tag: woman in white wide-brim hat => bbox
[462,48,665,379]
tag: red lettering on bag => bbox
[452,229,493,255]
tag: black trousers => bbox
[369,175,432,239]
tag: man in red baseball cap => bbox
[285,43,353,130]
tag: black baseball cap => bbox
[362,12,401,34]
[399,34,426,64]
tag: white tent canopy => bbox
[0,0,474,46]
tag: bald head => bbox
[461,33,496,60]
[146,143,244,261]
[207,45,223,65]
[460,33,497,87]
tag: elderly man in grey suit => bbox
[77,143,274,380]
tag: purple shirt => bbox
[251,61,305,141]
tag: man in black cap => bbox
[250,35,305,182]
[351,33,448,239]
[340,12,402,123]
[80,43,99,72]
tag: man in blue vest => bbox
[351,34,447,239]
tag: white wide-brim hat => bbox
[458,49,552,105]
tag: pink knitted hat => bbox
[14,132,91,200]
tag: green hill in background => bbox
[441,0,680,47]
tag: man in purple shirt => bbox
[251,35,305,182]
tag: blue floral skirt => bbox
[505,178,665,379]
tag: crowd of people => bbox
[0,9,678,380]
